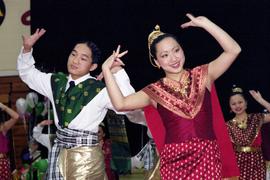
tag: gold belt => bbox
[0,153,7,159]
[236,146,261,152]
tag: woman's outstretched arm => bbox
[0,102,20,134]
[181,13,241,86]
[249,90,270,124]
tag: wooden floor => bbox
[120,169,144,180]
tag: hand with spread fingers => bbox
[249,90,263,102]
[97,46,127,81]
[102,45,127,73]
[22,28,46,53]
[180,13,210,29]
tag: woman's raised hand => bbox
[249,90,263,102]
[22,28,46,53]
[102,45,127,73]
[180,13,209,29]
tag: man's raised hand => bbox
[22,28,46,53]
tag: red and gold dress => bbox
[0,132,10,180]
[143,65,239,179]
[227,113,266,180]
[261,123,270,179]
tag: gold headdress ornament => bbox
[148,25,165,67]
[232,85,243,93]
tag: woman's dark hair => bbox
[150,33,180,59]
[76,40,101,64]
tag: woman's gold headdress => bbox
[148,25,165,67]
[232,85,243,93]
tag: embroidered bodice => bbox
[157,90,216,144]
[226,113,263,147]
[143,65,216,144]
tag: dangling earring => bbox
[154,61,160,69]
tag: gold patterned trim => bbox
[142,65,208,119]
[162,70,190,98]
[227,113,263,145]
[252,113,264,145]
[235,146,261,153]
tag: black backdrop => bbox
[31,0,270,154]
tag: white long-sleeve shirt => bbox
[17,48,137,133]
[33,125,52,151]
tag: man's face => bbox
[67,43,95,80]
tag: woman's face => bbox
[154,37,185,76]
[229,94,247,115]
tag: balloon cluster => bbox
[15,92,54,140]
[16,92,39,116]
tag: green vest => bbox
[51,72,105,127]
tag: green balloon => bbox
[32,159,48,172]
[35,102,45,116]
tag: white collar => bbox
[67,73,96,85]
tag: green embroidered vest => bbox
[51,72,105,127]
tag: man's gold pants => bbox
[58,146,108,180]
